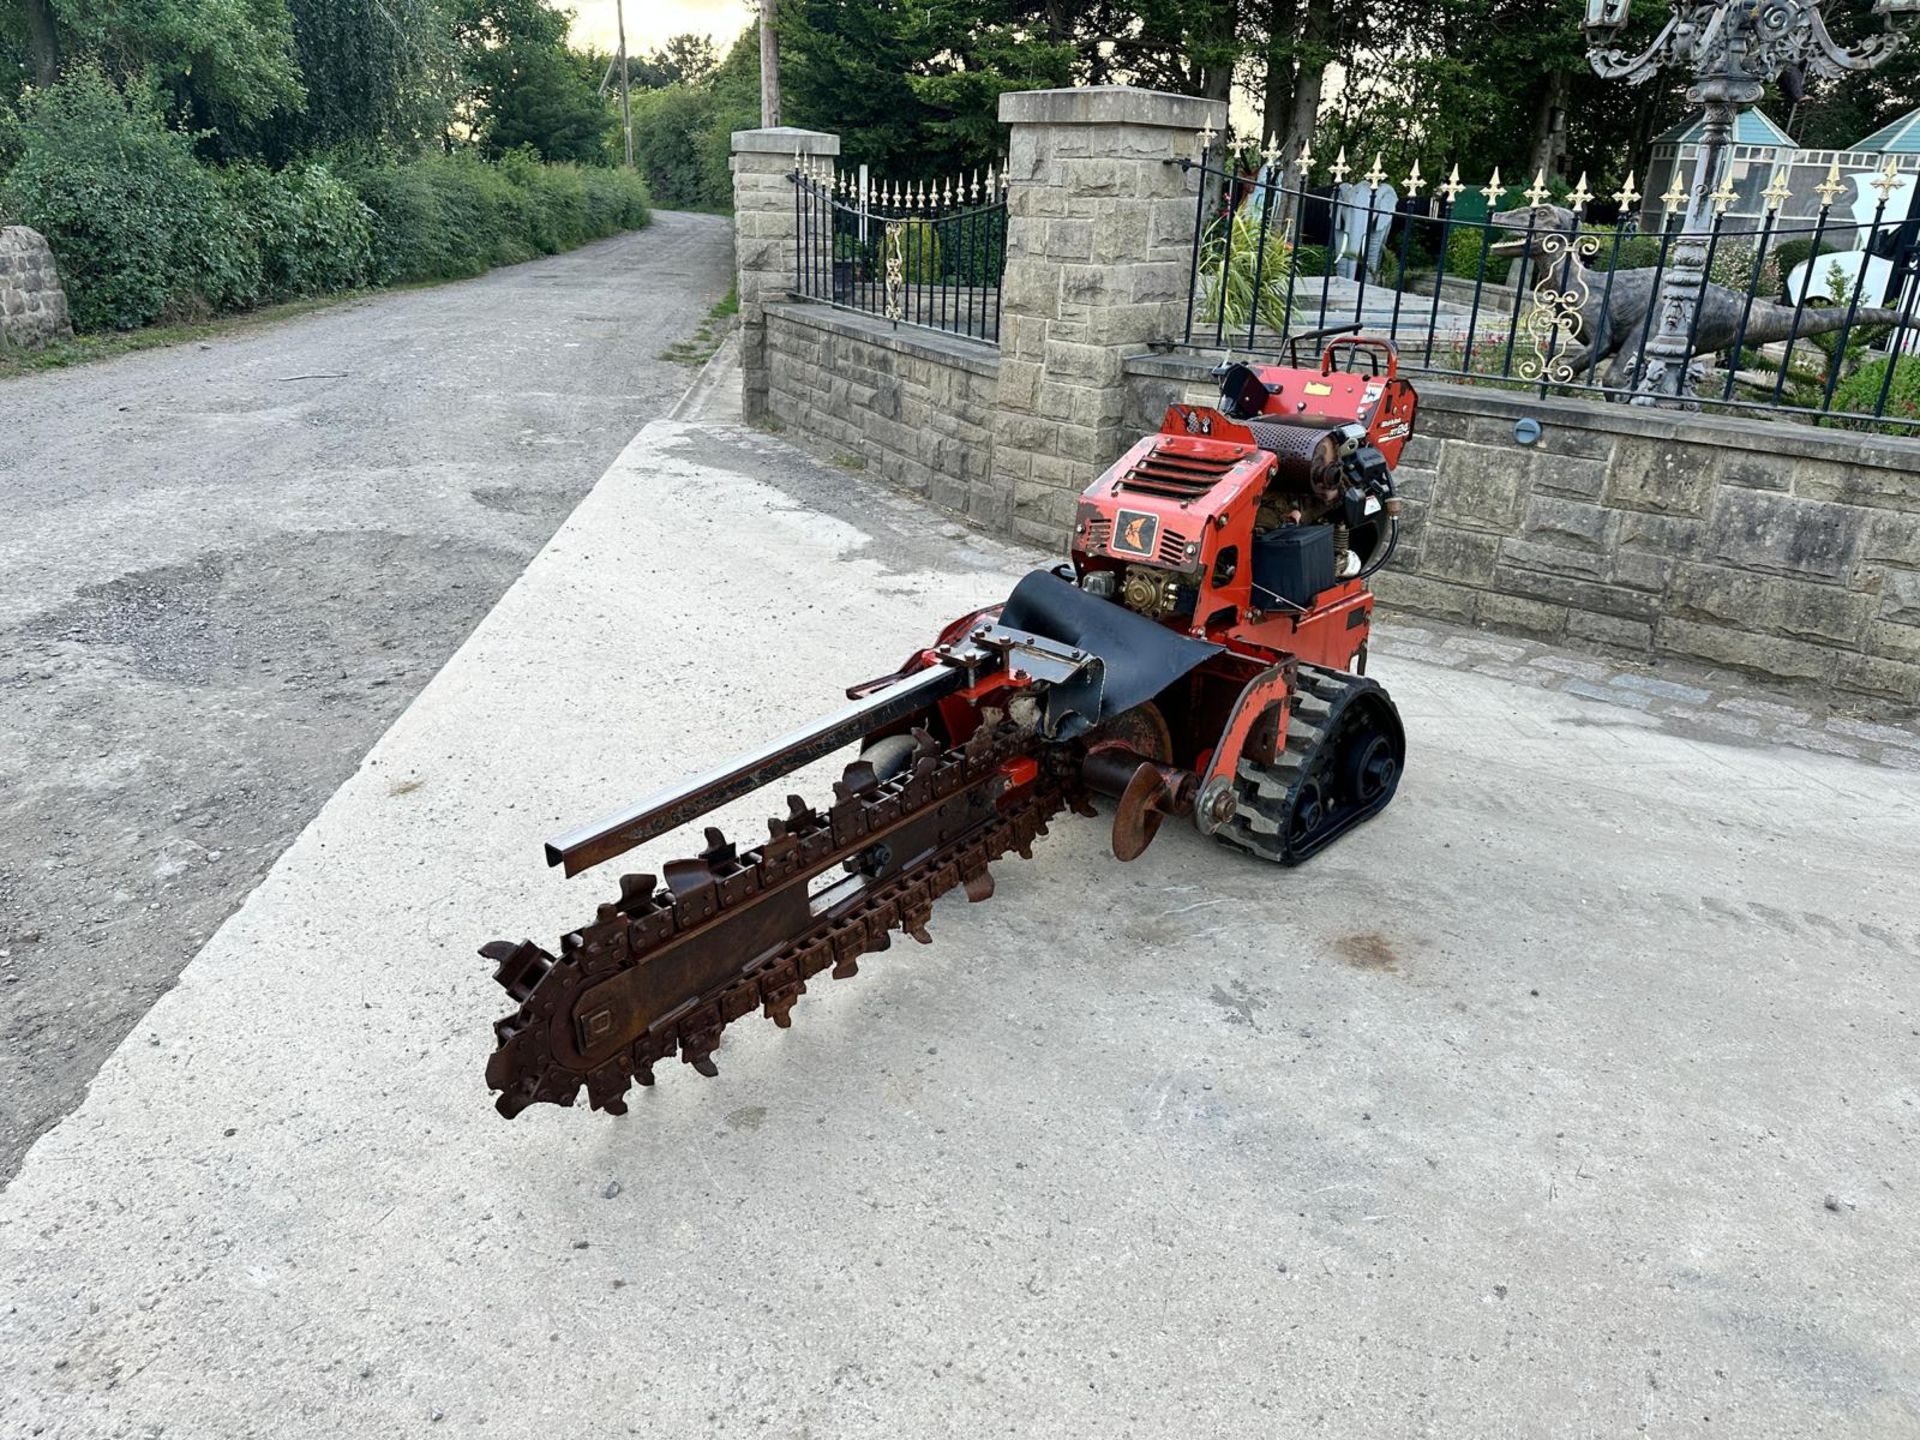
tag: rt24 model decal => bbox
[1111,509,1160,559]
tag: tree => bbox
[253,0,456,160]
[632,83,720,205]
[483,44,613,161]
[634,33,719,89]
[451,0,615,161]
[24,0,61,87]
[46,0,305,140]
[779,0,1071,176]
[630,26,761,207]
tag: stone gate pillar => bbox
[0,226,75,350]
[992,87,1225,547]
[732,125,841,423]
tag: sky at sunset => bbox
[571,0,754,57]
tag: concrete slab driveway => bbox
[0,212,734,1179]
[2,400,1916,1437]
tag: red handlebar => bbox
[1320,337,1398,379]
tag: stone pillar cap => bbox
[998,86,1226,131]
[732,126,841,156]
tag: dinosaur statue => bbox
[1488,202,1909,394]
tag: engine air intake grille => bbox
[1117,444,1239,499]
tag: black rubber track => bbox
[1213,663,1406,866]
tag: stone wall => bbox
[764,303,1006,530]
[1126,354,1920,707]
[730,88,1221,543]
[0,227,73,351]
[731,126,839,424]
[734,86,1920,711]
[990,87,1224,548]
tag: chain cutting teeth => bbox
[482,939,554,1003]
[834,760,881,801]
[482,721,1075,1118]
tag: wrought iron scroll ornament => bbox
[883,221,906,323]
[1521,232,1601,385]
[1585,0,1905,90]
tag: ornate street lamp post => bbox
[1583,0,1919,404]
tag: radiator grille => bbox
[1116,443,1239,499]
[1086,514,1191,569]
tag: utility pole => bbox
[614,0,634,168]
[760,0,782,128]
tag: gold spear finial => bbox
[1295,140,1314,176]
[1329,146,1351,184]
[1661,174,1689,215]
[1871,158,1905,204]
[1480,167,1504,206]
[1612,170,1640,210]
[1524,169,1552,206]
[1403,160,1425,199]
[1363,152,1387,188]
[1759,167,1791,211]
[1260,133,1283,170]
[1439,163,1466,204]
[1568,171,1593,213]
[1196,121,1217,159]
[1814,159,1846,208]
[1709,174,1739,215]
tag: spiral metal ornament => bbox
[883,221,906,322]
[1521,232,1601,385]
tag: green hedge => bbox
[342,150,650,284]
[2,69,652,333]
[632,84,730,210]
[216,162,375,305]
[1,70,258,330]
[1830,354,1920,424]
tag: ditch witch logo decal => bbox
[1110,509,1160,559]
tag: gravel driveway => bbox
[0,211,734,1181]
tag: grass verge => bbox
[660,284,740,367]
[0,290,384,380]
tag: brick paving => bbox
[1370,616,1920,770]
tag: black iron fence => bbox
[1176,147,1920,431]
[790,161,1007,344]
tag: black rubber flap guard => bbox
[999,571,1221,731]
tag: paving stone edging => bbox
[1371,617,1920,769]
